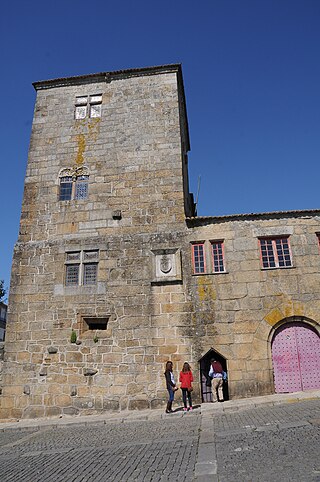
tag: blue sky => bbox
[1,0,320,292]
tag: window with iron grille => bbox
[211,241,225,273]
[259,237,292,269]
[65,250,99,286]
[192,243,206,274]
[75,94,102,119]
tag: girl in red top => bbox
[179,362,194,412]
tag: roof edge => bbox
[186,208,320,225]
[33,64,182,90]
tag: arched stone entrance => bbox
[199,348,229,402]
[271,319,320,393]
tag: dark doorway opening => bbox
[199,348,229,402]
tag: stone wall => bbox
[1,64,319,420]
[1,65,197,419]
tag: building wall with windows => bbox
[1,65,320,420]
[185,212,320,399]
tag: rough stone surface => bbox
[1,64,320,419]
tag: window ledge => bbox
[192,271,228,276]
[261,266,295,271]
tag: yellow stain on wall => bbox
[197,276,216,302]
[264,301,305,326]
[75,134,86,165]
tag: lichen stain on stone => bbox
[75,134,86,166]
[197,276,216,302]
[88,118,100,140]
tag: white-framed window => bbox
[65,250,99,286]
[75,94,102,119]
[191,240,226,275]
[259,237,293,269]
[211,241,225,273]
[191,243,206,274]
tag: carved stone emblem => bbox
[160,255,172,274]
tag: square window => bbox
[90,104,101,118]
[75,105,87,120]
[259,237,292,269]
[65,250,99,287]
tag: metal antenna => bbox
[195,175,201,211]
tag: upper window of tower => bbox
[58,167,89,201]
[75,94,102,119]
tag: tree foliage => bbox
[0,280,6,302]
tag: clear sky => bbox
[1,0,320,293]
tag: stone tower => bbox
[2,65,196,419]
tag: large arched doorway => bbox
[271,320,320,393]
[199,348,229,402]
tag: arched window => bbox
[58,167,89,201]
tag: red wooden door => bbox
[272,322,320,393]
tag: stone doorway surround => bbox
[199,348,229,403]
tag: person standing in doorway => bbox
[164,361,178,413]
[209,359,224,402]
[179,362,194,412]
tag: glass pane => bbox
[59,181,72,201]
[65,265,79,286]
[90,94,102,103]
[75,105,87,119]
[90,104,101,118]
[84,250,99,260]
[75,180,88,200]
[83,263,97,285]
[75,96,87,105]
[66,252,80,261]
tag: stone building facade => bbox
[1,64,319,419]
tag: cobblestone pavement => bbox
[0,413,200,482]
[0,396,319,481]
[212,399,320,482]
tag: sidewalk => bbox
[0,388,319,432]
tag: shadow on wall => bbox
[199,348,229,402]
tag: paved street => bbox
[0,392,319,481]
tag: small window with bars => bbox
[259,237,292,269]
[65,250,99,286]
[192,243,206,274]
[211,241,225,273]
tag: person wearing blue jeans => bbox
[164,360,177,413]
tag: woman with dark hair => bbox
[179,362,194,412]
[164,360,177,413]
